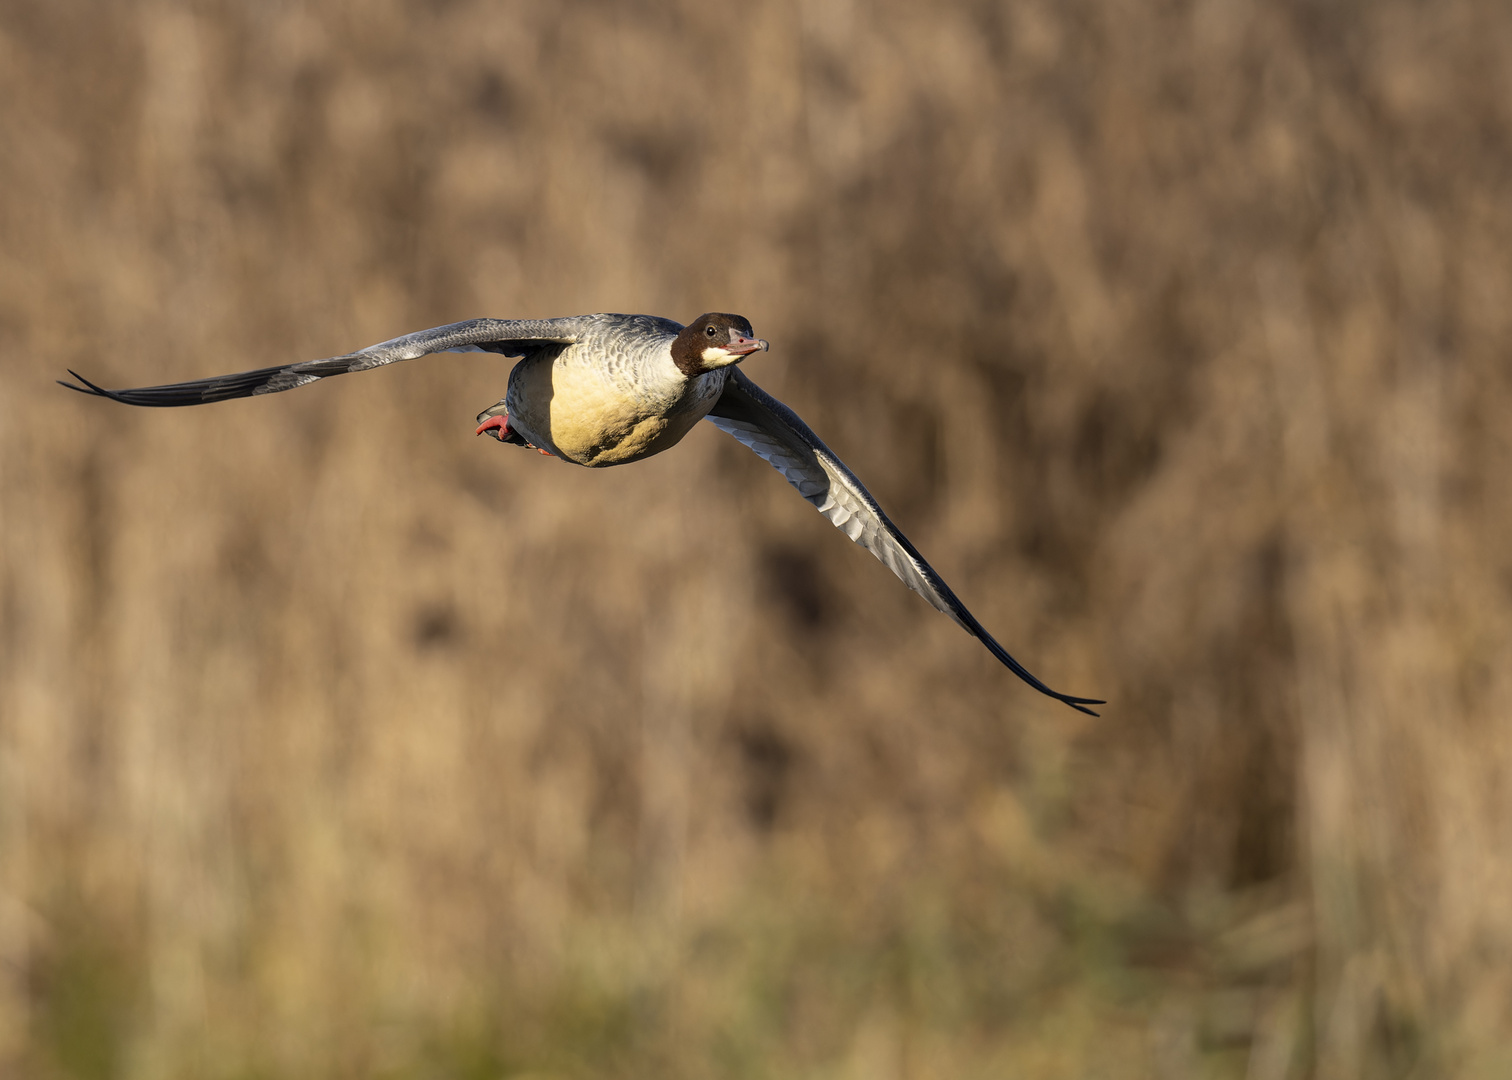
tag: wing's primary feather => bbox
[57,317,582,406]
[706,368,1103,715]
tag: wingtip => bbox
[970,621,1107,717]
[59,370,109,397]
[1054,692,1106,717]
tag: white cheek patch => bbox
[701,345,737,367]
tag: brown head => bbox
[670,313,768,377]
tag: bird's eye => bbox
[706,325,718,337]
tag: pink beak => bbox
[726,334,769,357]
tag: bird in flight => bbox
[60,312,1103,715]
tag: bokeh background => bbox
[3,0,1511,1076]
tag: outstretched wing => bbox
[706,368,1103,716]
[57,317,584,406]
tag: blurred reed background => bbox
[2,0,1511,1076]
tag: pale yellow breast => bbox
[507,353,717,467]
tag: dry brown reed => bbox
[3,0,1512,1076]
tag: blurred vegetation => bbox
[4,0,1512,1076]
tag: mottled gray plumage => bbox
[59,316,590,405]
[59,312,1103,714]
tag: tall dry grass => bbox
[3,0,1512,1076]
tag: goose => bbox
[60,312,1103,715]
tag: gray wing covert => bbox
[58,317,584,407]
[705,368,1103,715]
